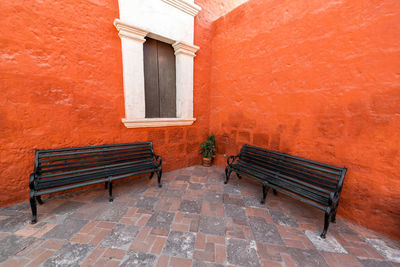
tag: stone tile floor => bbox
[0,165,399,267]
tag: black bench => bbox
[225,144,347,238]
[29,142,162,224]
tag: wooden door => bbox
[143,37,176,118]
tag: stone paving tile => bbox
[96,205,128,222]
[224,204,248,225]
[50,201,85,215]
[179,199,202,214]
[227,238,261,267]
[162,189,183,199]
[365,238,400,263]
[269,209,299,227]
[223,194,244,206]
[199,215,226,236]
[120,251,157,266]
[0,165,400,266]
[223,184,241,195]
[243,196,266,208]
[43,242,94,266]
[100,224,140,249]
[287,247,329,267]
[305,230,347,253]
[249,216,284,245]
[0,212,29,233]
[43,218,88,239]
[358,258,394,267]
[0,235,36,263]
[162,230,195,258]
[203,190,223,204]
[146,211,175,230]
[134,196,159,210]
[192,261,225,267]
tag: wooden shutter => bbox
[143,37,176,118]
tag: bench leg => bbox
[108,181,113,202]
[320,212,331,238]
[156,170,162,188]
[272,189,277,195]
[149,172,155,179]
[331,204,338,223]
[36,196,44,205]
[236,173,242,179]
[260,184,269,204]
[105,181,108,189]
[29,193,37,224]
[224,167,232,184]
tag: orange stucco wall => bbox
[0,0,239,207]
[210,0,400,240]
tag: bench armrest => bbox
[336,168,347,193]
[227,154,240,166]
[29,173,36,190]
[153,154,162,168]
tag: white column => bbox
[172,42,199,119]
[114,19,148,120]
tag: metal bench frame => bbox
[225,144,347,238]
[29,142,162,224]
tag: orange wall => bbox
[210,0,400,240]
[0,0,237,206]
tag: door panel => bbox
[143,37,160,118]
[157,41,176,118]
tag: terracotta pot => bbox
[202,157,212,167]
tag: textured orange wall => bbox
[0,0,236,206]
[210,0,400,240]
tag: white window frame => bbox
[114,0,201,128]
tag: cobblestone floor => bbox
[0,165,399,267]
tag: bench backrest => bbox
[238,144,346,194]
[34,142,156,190]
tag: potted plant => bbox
[200,134,216,167]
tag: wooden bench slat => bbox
[245,145,344,172]
[39,154,154,173]
[39,148,153,163]
[38,142,152,153]
[240,153,340,185]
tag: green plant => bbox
[200,134,216,158]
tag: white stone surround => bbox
[115,0,201,128]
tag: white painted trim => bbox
[161,0,201,17]
[114,19,148,42]
[172,41,199,57]
[122,118,196,128]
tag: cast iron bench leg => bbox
[29,193,37,224]
[260,184,269,204]
[149,172,155,179]
[272,189,277,195]
[236,173,241,179]
[224,167,231,184]
[36,196,43,205]
[108,180,113,202]
[105,181,108,189]
[320,211,331,238]
[157,170,162,188]
[331,204,338,223]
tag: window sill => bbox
[122,118,196,128]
